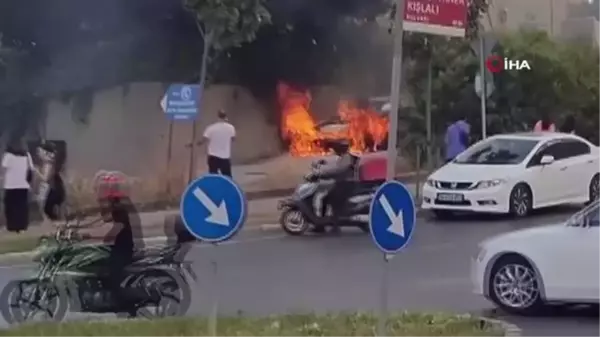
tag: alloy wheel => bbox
[511,186,530,216]
[492,263,539,309]
[281,210,307,233]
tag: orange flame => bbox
[277,82,389,156]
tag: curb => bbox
[246,173,423,200]
[479,316,522,336]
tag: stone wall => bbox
[44,83,282,199]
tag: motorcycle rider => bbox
[82,171,145,314]
[306,139,358,233]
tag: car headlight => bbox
[426,179,437,187]
[474,179,505,189]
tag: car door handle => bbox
[560,166,568,171]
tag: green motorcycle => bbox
[0,217,197,324]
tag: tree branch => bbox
[195,19,205,38]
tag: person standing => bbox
[35,141,66,224]
[1,141,37,233]
[560,115,576,134]
[444,118,471,163]
[201,110,235,177]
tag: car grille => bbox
[437,181,473,190]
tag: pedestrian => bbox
[444,118,471,163]
[560,115,576,134]
[1,140,38,233]
[533,112,556,132]
[35,141,66,224]
[201,109,236,177]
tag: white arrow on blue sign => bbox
[162,83,201,121]
[180,174,247,242]
[369,180,416,254]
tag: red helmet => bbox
[93,170,130,199]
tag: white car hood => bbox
[429,163,518,181]
[482,224,566,247]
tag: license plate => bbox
[437,193,464,202]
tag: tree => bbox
[183,0,271,89]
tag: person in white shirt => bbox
[202,110,236,177]
[1,141,37,233]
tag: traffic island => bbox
[0,312,509,336]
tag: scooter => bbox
[277,160,381,235]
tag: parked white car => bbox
[471,201,600,315]
[422,132,600,218]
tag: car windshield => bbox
[567,201,600,227]
[453,138,539,165]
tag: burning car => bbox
[277,82,389,156]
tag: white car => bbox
[422,132,600,218]
[471,201,600,315]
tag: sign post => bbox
[369,181,416,336]
[403,0,468,38]
[180,174,247,336]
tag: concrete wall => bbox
[561,17,600,46]
[483,0,589,35]
[44,83,282,196]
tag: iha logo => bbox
[485,55,531,73]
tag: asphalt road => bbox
[0,207,597,336]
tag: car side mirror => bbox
[540,155,554,165]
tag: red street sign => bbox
[403,0,468,37]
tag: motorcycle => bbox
[0,216,197,324]
[277,159,382,235]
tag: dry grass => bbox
[0,312,504,336]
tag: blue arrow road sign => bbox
[180,174,247,242]
[163,84,201,121]
[369,180,416,254]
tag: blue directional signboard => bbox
[180,174,247,242]
[369,180,416,254]
[162,84,201,121]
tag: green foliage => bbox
[185,0,271,51]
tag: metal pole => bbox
[478,33,488,139]
[377,253,392,336]
[208,243,220,336]
[425,50,433,171]
[188,122,197,184]
[166,121,174,196]
[386,0,405,181]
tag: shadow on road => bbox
[425,205,581,225]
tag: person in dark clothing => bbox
[560,115,576,134]
[35,142,66,221]
[307,140,358,233]
[85,172,144,313]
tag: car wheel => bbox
[432,210,455,220]
[279,209,309,235]
[588,174,599,204]
[509,184,532,218]
[488,254,544,316]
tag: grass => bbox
[0,312,504,336]
[0,236,40,255]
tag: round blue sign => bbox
[180,174,247,242]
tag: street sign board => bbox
[162,84,201,121]
[369,180,416,254]
[180,174,247,242]
[403,0,468,37]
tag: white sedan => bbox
[471,201,599,315]
[422,132,600,218]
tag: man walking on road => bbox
[202,109,235,177]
